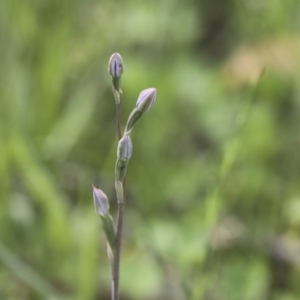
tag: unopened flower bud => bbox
[136,88,156,113]
[117,135,133,160]
[124,109,142,135]
[108,53,124,78]
[93,186,109,216]
[123,88,156,134]
[100,213,116,250]
[93,186,116,249]
[115,179,124,204]
[115,159,129,183]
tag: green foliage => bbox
[1,0,300,299]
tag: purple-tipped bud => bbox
[93,186,109,216]
[136,88,156,113]
[117,135,133,160]
[108,53,124,78]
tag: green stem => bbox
[116,102,122,141]
[112,199,124,300]
[112,88,122,140]
[112,87,125,300]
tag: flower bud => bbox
[117,135,133,160]
[124,108,143,135]
[100,214,116,250]
[136,88,156,113]
[115,159,129,183]
[115,179,124,203]
[93,186,109,216]
[108,53,124,78]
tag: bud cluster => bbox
[93,52,157,291]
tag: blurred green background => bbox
[1,0,300,299]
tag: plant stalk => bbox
[112,88,123,140]
[112,89,125,300]
[112,200,124,300]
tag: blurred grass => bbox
[1,0,300,299]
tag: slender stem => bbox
[107,245,115,299]
[116,102,122,140]
[112,88,122,140]
[112,88,125,300]
[112,201,124,300]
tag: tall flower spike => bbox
[108,53,124,78]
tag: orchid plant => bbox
[93,53,157,300]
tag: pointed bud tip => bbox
[92,186,109,216]
[136,88,157,113]
[108,52,124,78]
